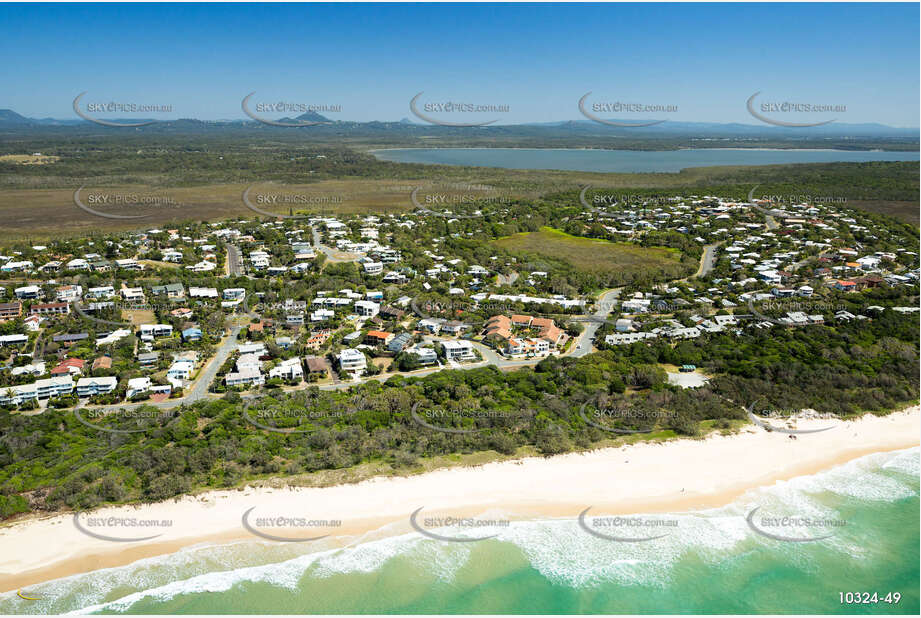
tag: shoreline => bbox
[1,406,918,593]
[367,146,912,153]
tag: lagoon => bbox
[372,147,920,173]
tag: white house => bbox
[354,300,380,318]
[139,324,173,339]
[224,367,265,387]
[190,286,219,298]
[442,340,475,361]
[337,348,367,375]
[268,358,304,381]
[96,329,132,347]
[76,376,118,398]
[14,285,41,299]
[167,359,195,383]
[126,377,152,399]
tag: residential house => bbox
[268,358,303,381]
[337,348,367,375]
[305,356,330,377]
[50,358,85,377]
[181,327,203,342]
[0,302,22,321]
[442,340,475,361]
[76,376,118,397]
[30,302,70,316]
[365,330,394,346]
[151,283,186,299]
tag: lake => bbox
[372,147,920,173]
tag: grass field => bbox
[0,181,426,241]
[123,309,155,326]
[495,226,687,277]
[0,160,916,241]
[0,154,59,165]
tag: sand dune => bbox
[0,407,917,592]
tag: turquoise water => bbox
[371,147,920,173]
[1,448,917,614]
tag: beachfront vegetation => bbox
[0,307,916,519]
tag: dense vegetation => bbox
[1,307,916,520]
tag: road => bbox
[311,225,359,263]
[65,285,620,408]
[185,325,242,402]
[569,288,621,358]
[227,244,244,276]
[77,325,242,412]
[695,242,723,278]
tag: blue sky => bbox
[1,2,918,126]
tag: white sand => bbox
[0,407,917,592]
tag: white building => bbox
[442,340,475,361]
[167,359,195,383]
[225,366,265,387]
[76,376,118,398]
[139,324,173,339]
[14,285,41,299]
[268,358,304,381]
[190,286,219,298]
[126,377,152,399]
[0,376,74,406]
[354,300,380,318]
[337,348,367,375]
[96,329,132,347]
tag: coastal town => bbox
[0,190,917,412]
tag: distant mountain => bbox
[295,111,330,123]
[0,107,916,144]
[522,119,919,137]
[0,109,30,125]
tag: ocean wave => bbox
[2,448,915,613]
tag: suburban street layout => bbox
[0,2,918,617]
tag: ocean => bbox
[1,447,917,615]
[370,148,920,173]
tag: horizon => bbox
[3,107,920,130]
[1,2,918,127]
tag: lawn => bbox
[494,226,688,278]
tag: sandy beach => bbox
[1,407,918,593]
